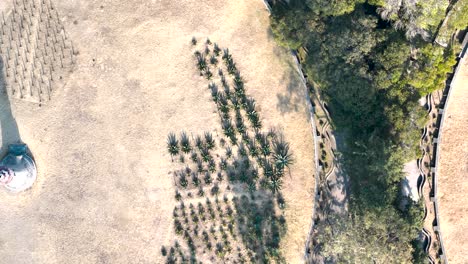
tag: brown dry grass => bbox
[0,0,314,263]
[438,56,468,264]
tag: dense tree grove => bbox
[270,0,466,262]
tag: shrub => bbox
[190,152,198,162]
[197,160,203,173]
[208,159,216,173]
[174,219,183,234]
[167,133,179,157]
[238,143,247,157]
[219,158,227,171]
[222,119,235,139]
[209,55,218,65]
[209,83,219,102]
[179,174,188,188]
[196,55,207,72]
[201,147,211,162]
[213,43,221,56]
[204,172,212,184]
[226,146,233,158]
[211,183,220,196]
[205,132,216,150]
[273,139,293,173]
[180,132,192,153]
[195,135,203,150]
[222,48,232,62]
[204,68,213,80]
[192,173,200,187]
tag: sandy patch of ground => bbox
[0,0,314,263]
[403,160,420,201]
[438,54,468,264]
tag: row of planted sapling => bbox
[171,195,249,261]
[162,37,293,263]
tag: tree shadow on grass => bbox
[274,50,309,117]
[0,57,22,157]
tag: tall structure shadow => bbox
[0,57,21,157]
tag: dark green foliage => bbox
[213,43,221,56]
[267,0,464,261]
[273,139,293,173]
[208,158,216,173]
[226,146,232,158]
[190,152,198,162]
[204,132,216,150]
[204,68,213,80]
[233,195,286,262]
[219,158,227,171]
[197,160,203,173]
[245,98,261,129]
[180,132,192,153]
[248,139,259,158]
[195,135,203,150]
[204,172,212,185]
[209,55,218,65]
[167,133,179,157]
[306,0,364,17]
[191,37,197,46]
[222,119,237,144]
[209,83,219,102]
[238,143,247,157]
[196,54,207,72]
[174,219,183,234]
[269,176,283,194]
[200,147,211,162]
[235,113,246,134]
[217,172,223,182]
[217,93,230,115]
[211,183,220,196]
[222,48,232,62]
[179,173,188,188]
[259,133,271,156]
[191,173,200,187]
[179,41,293,262]
[161,246,167,256]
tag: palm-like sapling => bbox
[205,132,216,150]
[273,139,293,174]
[180,132,192,153]
[213,43,221,56]
[167,133,179,158]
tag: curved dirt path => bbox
[437,42,468,264]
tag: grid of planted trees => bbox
[161,37,293,263]
[0,0,75,104]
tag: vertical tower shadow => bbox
[0,57,22,157]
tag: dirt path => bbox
[0,1,315,263]
[437,45,468,264]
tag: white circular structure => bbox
[0,144,37,193]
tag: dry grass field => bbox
[438,55,468,264]
[0,0,315,263]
